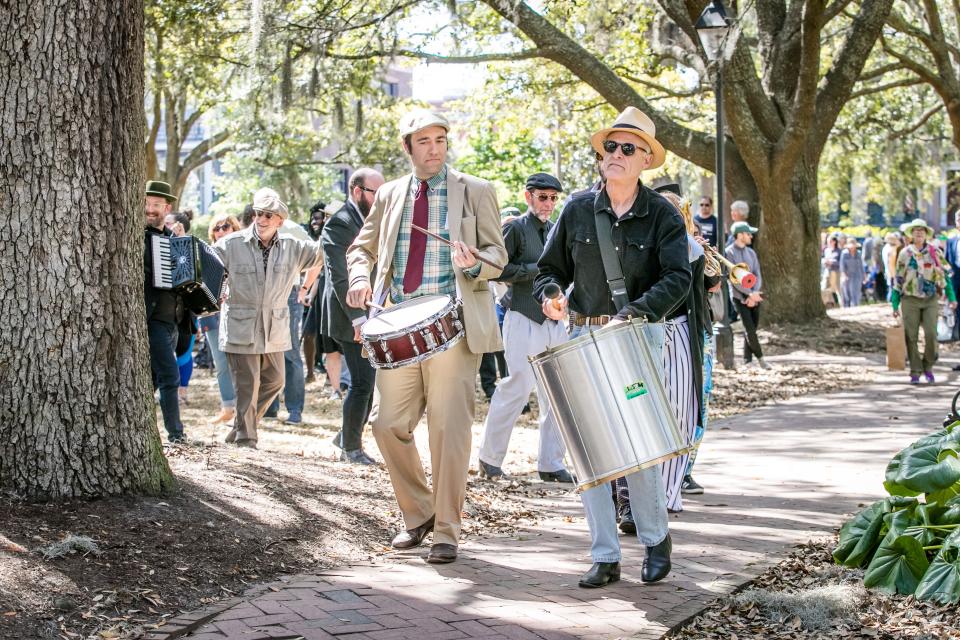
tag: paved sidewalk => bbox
[148,359,957,640]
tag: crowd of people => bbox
[820,218,960,384]
[144,103,955,589]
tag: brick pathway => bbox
[147,356,957,640]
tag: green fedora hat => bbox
[145,180,177,202]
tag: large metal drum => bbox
[530,319,687,491]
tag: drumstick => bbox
[410,223,505,271]
[365,301,386,312]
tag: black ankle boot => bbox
[641,534,671,583]
[579,562,620,588]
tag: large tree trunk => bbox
[755,162,825,323]
[0,1,175,500]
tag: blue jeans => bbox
[569,322,669,561]
[148,319,184,440]
[206,327,236,408]
[269,287,305,416]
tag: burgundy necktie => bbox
[403,179,429,294]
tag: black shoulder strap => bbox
[594,212,630,311]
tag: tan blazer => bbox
[347,166,508,354]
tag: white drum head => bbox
[364,295,452,335]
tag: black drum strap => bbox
[594,212,630,312]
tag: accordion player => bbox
[150,235,226,315]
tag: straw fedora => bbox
[901,218,934,236]
[591,107,666,169]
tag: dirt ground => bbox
[1,303,951,639]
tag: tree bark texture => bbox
[0,1,175,500]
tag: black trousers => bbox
[479,351,508,398]
[334,338,376,451]
[733,299,763,361]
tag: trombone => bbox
[703,243,757,289]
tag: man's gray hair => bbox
[731,200,750,216]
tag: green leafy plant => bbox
[834,421,960,602]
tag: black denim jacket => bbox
[534,184,691,321]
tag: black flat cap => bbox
[653,182,682,197]
[526,172,563,192]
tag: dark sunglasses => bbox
[536,194,559,202]
[357,186,376,194]
[253,210,276,219]
[213,224,234,232]
[602,140,650,156]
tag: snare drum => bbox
[361,295,464,369]
[530,319,687,491]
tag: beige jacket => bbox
[214,226,322,354]
[347,166,507,354]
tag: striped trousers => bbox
[658,318,698,512]
[614,317,698,513]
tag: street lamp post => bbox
[696,0,736,369]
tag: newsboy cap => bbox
[252,187,289,219]
[525,173,563,192]
[398,109,450,138]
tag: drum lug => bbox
[422,328,438,350]
[379,340,393,363]
[407,333,421,356]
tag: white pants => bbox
[478,310,568,472]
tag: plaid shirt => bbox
[390,165,456,302]
[254,227,279,273]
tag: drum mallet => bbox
[410,223,505,271]
[543,283,564,310]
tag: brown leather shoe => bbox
[426,543,457,564]
[391,516,435,549]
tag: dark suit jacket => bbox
[320,201,367,343]
[945,236,960,290]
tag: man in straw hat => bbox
[346,108,507,564]
[213,187,323,448]
[534,106,692,587]
[144,180,188,442]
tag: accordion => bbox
[150,235,226,315]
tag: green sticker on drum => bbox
[625,380,648,399]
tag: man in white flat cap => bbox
[214,187,323,448]
[346,109,507,564]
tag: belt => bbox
[571,312,612,327]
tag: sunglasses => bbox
[602,140,650,156]
[357,186,376,194]
[213,224,234,232]
[535,194,559,202]
[253,210,276,220]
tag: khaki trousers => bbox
[226,351,286,443]
[900,295,939,376]
[372,338,480,547]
